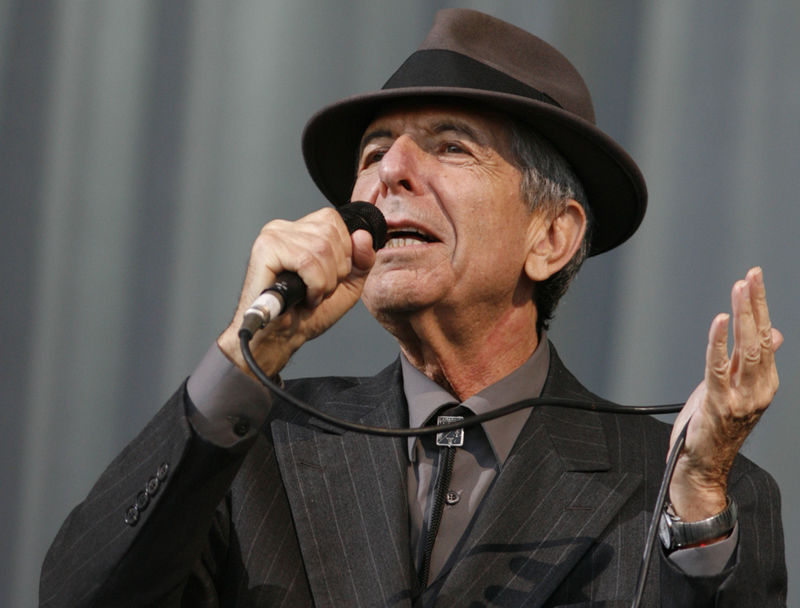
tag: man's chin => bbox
[362,294,427,319]
[361,267,452,322]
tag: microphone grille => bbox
[339,201,387,250]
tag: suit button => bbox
[146,476,160,496]
[445,491,460,505]
[136,490,150,510]
[124,506,139,526]
[233,418,250,437]
[157,462,169,481]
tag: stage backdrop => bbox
[1,1,798,605]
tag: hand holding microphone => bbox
[218,202,386,378]
[241,202,387,335]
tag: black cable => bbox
[630,418,688,608]
[239,330,683,437]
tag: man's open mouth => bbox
[384,227,436,248]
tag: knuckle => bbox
[710,361,729,377]
[253,220,289,251]
[259,218,289,236]
[294,250,319,274]
[317,207,340,222]
[251,235,271,259]
[309,236,334,259]
[743,345,761,363]
[312,208,345,234]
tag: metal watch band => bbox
[659,496,738,551]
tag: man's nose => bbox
[378,134,424,196]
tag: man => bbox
[40,9,785,607]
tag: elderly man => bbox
[41,9,785,607]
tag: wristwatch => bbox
[658,496,738,551]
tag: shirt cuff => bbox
[185,343,273,447]
[667,521,738,577]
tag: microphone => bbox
[240,202,387,335]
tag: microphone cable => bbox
[239,330,683,434]
[239,328,688,607]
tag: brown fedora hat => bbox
[302,8,646,255]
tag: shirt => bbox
[402,336,550,584]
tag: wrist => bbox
[668,489,727,522]
[659,495,737,552]
[217,325,290,380]
[669,464,728,522]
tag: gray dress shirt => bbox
[402,337,549,584]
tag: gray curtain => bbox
[2,1,797,605]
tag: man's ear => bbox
[524,200,587,282]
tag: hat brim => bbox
[302,86,646,256]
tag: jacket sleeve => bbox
[659,459,787,607]
[39,382,250,607]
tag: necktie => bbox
[417,404,470,591]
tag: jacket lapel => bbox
[427,346,642,607]
[271,361,414,608]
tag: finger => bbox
[771,327,784,352]
[309,245,351,308]
[705,312,731,392]
[312,223,352,284]
[350,230,377,276]
[747,267,776,358]
[266,229,344,308]
[730,279,761,380]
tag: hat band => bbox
[382,49,562,109]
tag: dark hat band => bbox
[383,50,563,109]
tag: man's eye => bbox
[362,150,386,167]
[443,143,466,154]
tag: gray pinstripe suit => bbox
[40,344,786,607]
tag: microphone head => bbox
[339,201,387,250]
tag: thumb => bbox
[350,229,377,276]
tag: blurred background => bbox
[2,1,798,605]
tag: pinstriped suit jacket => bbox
[40,344,786,607]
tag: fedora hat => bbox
[302,8,646,255]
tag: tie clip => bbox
[436,415,464,447]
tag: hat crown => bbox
[397,9,595,124]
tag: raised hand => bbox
[668,267,783,523]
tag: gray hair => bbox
[506,121,594,333]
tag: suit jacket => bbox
[40,344,786,607]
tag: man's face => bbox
[351,104,539,323]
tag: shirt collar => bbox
[401,333,550,464]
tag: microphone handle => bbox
[265,271,307,312]
[240,271,305,336]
